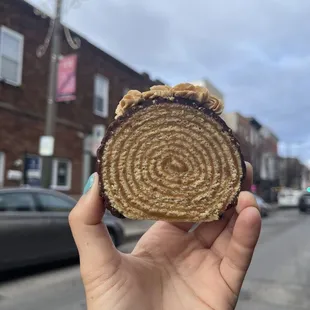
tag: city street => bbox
[0,208,309,310]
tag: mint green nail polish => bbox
[83,174,95,194]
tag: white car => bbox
[278,188,304,208]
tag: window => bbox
[0,152,5,187]
[0,193,35,211]
[0,26,24,86]
[51,159,72,191]
[37,194,75,211]
[93,74,109,117]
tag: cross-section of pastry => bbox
[97,83,245,222]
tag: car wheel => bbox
[299,207,306,213]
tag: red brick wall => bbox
[0,0,162,194]
[0,0,158,131]
[0,108,83,193]
[264,137,278,155]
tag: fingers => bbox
[192,162,253,247]
[69,173,121,276]
[210,191,259,258]
[220,206,261,294]
[193,208,235,248]
[241,162,253,192]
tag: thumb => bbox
[69,173,121,278]
[220,203,261,295]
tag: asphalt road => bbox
[0,208,309,310]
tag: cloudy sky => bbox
[26,0,310,164]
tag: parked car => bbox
[254,194,269,217]
[0,187,124,272]
[298,192,310,213]
[278,188,303,208]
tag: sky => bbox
[26,0,310,165]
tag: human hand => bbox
[69,163,261,310]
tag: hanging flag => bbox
[56,54,77,102]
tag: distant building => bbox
[301,165,310,190]
[0,0,164,194]
[222,112,279,202]
[279,157,310,190]
[190,79,224,102]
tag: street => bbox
[0,209,309,310]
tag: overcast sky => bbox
[26,0,310,165]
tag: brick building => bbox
[221,112,255,163]
[279,157,310,190]
[0,0,164,194]
[222,112,279,201]
[258,126,279,201]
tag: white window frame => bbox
[0,26,24,86]
[93,74,109,117]
[0,152,5,188]
[51,158,72,191]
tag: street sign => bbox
[24,155,42,187]
[91,125,105,156]
[39,136,55,156]
[7,170,22,181]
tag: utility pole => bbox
[41,0,62,188]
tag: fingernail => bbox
[83,173,95,195]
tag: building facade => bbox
[279,157,310,190]
[222,112,279,201]
[258,126,279,201]
[0,0,164,194]
[222,112,254,163]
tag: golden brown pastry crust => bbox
[115,83,224,119]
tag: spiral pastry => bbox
[97,84,245,222]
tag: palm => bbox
[70,170,261,310]
[131,222,238,310]
[136,222,238,309]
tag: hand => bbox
[69,163,261,310]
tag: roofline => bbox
[19,0,166,85]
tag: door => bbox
[34,193,77,258]
[0,192,49,271]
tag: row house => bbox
[221,112,258,164]
[279,157,310,190]
[259,126,279,201]
[0,0,164,194]
[222,112,279,201]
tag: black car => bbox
[298,192,310,213]
[0,187,124,272]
